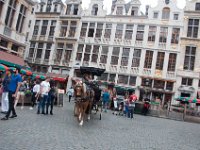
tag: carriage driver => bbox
[82,73,94,98]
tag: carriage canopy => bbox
[80,67,105,76]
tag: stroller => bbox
[112,98,124,116]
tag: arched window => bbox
[92,4,98,16]
[162,7,170,19]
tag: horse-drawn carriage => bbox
[73,67,105,126]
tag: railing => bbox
[131,67,139,75]
[109,65,118,73]
[113,38,123,45]
[142,68,152,76]
[135,41,143,47]
[35,58,41,64]
[94,38,101,44]
[124,39,132,46]
[79,37,85,43]
[166,71,176,79]
[119,66,128,74]
[4,26,11,37]
[158,43,166,49]
[99,63,106,69]
[102,38,110,44]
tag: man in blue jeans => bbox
[37,77,50,114]
[1,68,22,120]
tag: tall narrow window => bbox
[80,22,88,37]
[40,20,48,36]
[88,23,95,37]
[148,26,157,42]
[40,5,43,12]
[129,76,136,86]
[0,0,5,18]
[184,46,196,71]
[131,7,138,16]
[195,3,200,11]
[100,46,108,63]
[116,6,123,15]
[168,53,177,71]
[54,4,57,12]
[73,4,79,15]
[91,45,99,63]
[115,24,123,39]
[44,43,52,60]
[46,0,52,12]
[55,43,64,63]
[182,78,193,86]
[49,20,56,37]
[111,47,120,65]
[132,49,141,67]
[95,23,103,38]
[144,50,153,68]
[69,21,77,37]
[125,24,134,40]
[84,45,91,62]
[187,19,199,38]
[64,44,73,63]
[153,12,158,19]
[33,20,40,35]
[162,7,170,20]
[36,43,44,59]
[171,28,180,44]
[104,23,112,39]
[66,4,71,15]
[136,25,145,41]
[159,27,168,43]
[60,21,68,37]
[156,52,165,70]
[109,74,116,83]
[121,48,130,66]
[29,42,36,58]
[173,14,179,20]
[5,0,17,28]
[76,44,84,61]
[92,4,98,15]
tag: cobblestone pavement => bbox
[0,99,200,150]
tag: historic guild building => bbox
[25,0,200,105]
[0,0,34,57]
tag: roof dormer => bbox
[112,0,126,15]
[65,0,82,15]
[127,0,141,16]
[85,0,106,16]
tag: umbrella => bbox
[0,64,9,72]
[20,69,32,76]
[32,74,46,80]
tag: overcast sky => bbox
[82,0,186,13]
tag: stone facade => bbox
[25,0,200,105]
[0,0,34,57]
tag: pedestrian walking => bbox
[127,92,137,119]
[1,70,11,113]
[46,84,56,115]
[1,68,22,120]
[37,77,50,114]
[30,80,40,110]
[102,89,110,112]
[67,87,74,102]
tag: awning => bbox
[175,97,200,104]
[0,64,9,72]
[47,73,68,82]
[20,69,32,76]
[0,51,25,68]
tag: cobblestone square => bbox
[0,100,200,150]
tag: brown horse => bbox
[74,82,94,126]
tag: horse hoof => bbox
[79,120,83,126]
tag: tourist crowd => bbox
[0,68,57,121]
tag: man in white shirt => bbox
[37,77,50,114]
[30,80,40,110]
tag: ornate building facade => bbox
[25,0,200,105]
